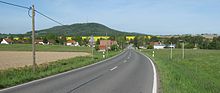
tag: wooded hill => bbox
[27,23,145,36]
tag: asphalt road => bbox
[0,48,156,93]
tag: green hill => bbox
[27,23,145,36]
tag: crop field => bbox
[141,49,220,93]
[0,51,90,70]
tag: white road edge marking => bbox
[110,66,118,71]
[0,50,127,92]
[137,51,157,93]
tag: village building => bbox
[1,38,13,44]
[35,40,45,45]
[99,40,117,51]
[149,41,166,49]
[66,40,79,46]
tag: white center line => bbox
[110,66,118,71]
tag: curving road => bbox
[0,48,156,93]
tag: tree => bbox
[150,36,159,42]
[45,33,56,40]
[111,44,119,51]
[43,38,48,44]
[96,39,100,45]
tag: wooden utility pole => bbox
[32,5,36,72]
[182,42,185,59]
[106,33,108,57]
[170,42,173,59]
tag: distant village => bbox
[1,33,220,50]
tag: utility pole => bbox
[170,42,173,59]
[32,5,36,72]
[106,33,108,57]
[182,42,185,59]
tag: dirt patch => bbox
[0,51,90,70]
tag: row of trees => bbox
[164,36,220,49]
[132,35,220,50]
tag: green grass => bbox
[0,44,91,52]
[0,50,120,89]
[141,49,220,93]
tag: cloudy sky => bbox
[0,0,220,35]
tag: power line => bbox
[35,10,64,26]
[0,0,64,26]
[0,0,30,9]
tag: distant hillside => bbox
[27,23,145,36]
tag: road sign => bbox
[89,35,94,59]
[89,35,94,45]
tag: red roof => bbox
[4,38,13,43]
[67,40,76,43]
[35,39,43,43]
[100,40,117,46]
[99,45,107,50]
[149,42,161,45]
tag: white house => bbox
[154,44,166,49]
[66,40,79,46]
[167,44,176,48]
[1,38,13,44]
[35,40,46,45]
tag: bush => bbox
[110,44,119,51]
[147,45,153,49]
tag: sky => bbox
[0,0,220,35]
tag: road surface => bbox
[0,48,156,93]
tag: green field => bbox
[141,49,220,93]
[0,44,91,52]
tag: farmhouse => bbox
[99,40,117,51]
[1,38,13,44]
[149,41,166,49]
[35,40,45,45]
[66,40,79,46]
[154,44,166,49]
[166,44,176,48]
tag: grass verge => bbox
[141,49,220,93]
[0,50,120,89]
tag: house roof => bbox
[35,39,43,42]
[67,40,76,43]
[100,40,117,46]
[3,38,13,43]
[149,42,161,45]
[99,45,107,50]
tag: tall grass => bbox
[142,49,220,93]
[0,51,120,89]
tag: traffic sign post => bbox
[89,35,94,59]
[152,51,155,57]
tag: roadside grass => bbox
[0,50,120,89]
[0,44,91,52]
[141,49,220,93]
